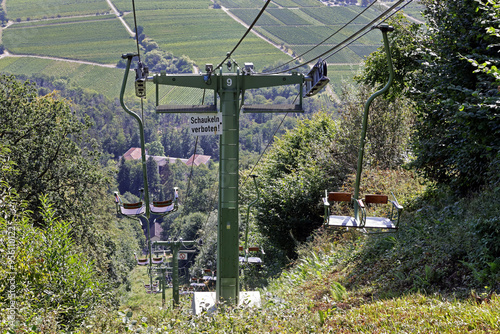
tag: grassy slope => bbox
[0,57,135,99]
[82,168,499,333]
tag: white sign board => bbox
[189,114,222,136]
[178,252,188,260]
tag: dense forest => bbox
[1,0,499,332]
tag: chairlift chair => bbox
[322,24,402,234]
[134,253,150,266]
[114,193,145,217]
[323,191,403,232]
[239,246,265,265]
[239,175,264,265]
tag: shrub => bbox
[0,150,107,331]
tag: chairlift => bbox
[114,193,145,216]
[323,24,402,234]
[239,246,265,265]
[323,192,403,232]
[239,175,264,266]
[114,187,179,218]
[304,59,329,97]
[134,253,150,266]
[150,187,179,215]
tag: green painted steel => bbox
[153,240,198,306]
[244,175,260,255]
[120,53,154,288]
[151,66,304,305]
[353,24,395,221]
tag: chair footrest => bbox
[241,104,303,113]
[156,104,217,113]
[364,217,397,229]
[327,215,397,229]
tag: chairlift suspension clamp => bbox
[373,23,394,33]
[135,61,149,98]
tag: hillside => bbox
[1,0,499,332]
[0,0,424,98]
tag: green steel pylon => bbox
[152,63,304,304]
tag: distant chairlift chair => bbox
[114,187,179,218]
[323,191,403,232]
[239,246,265,265]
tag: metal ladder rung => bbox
[156,105,217,113]
[241,104,303,113]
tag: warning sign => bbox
[178,252,188,260]
[189,114,222,136]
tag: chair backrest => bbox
[364,194,388,204]
[247,247,260,252]
[153,199,173,207]
[123,202,143,209]
[328,192,352,202]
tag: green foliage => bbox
[117,159,145,197]
[360,1,500,193]
[0,74,103,223]
[351,185,500,295]
[0,175,107,331]
[338,82,415,169]
[252,112,350,259]
[0,74,141,300]
[190,212,218,276]
[355,14,423,100]
[409,0,500,192]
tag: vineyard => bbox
[0,57,134,99]
[6,0,110,21]
[0,0,424,99]
[111,0,210,12]
[229,9,282,26]
[266,8,313,25]
[218,0,279,9]
[122,8,288,69]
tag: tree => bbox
[253,112,351,259]
[358,4,500,192]
[0,75,142,288]
[410,0,500,192]
[145,140,165,156]
[0,75,105,223]
[147,156,162,200]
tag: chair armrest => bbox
[390,200,403,211]
[356,199,365,209]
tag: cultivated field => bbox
[123,7,290,70]
[0,57,134,99]
[3,16,135,64]
[6,0,110,21]
[0,0,425,100]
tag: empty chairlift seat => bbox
[323,191,403,231]
[239,246,264,265]
[362,194,403,230]
[150,187,179,215]
[114,193,145,216]
[135,254,150,266]
[323,192,360,227]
